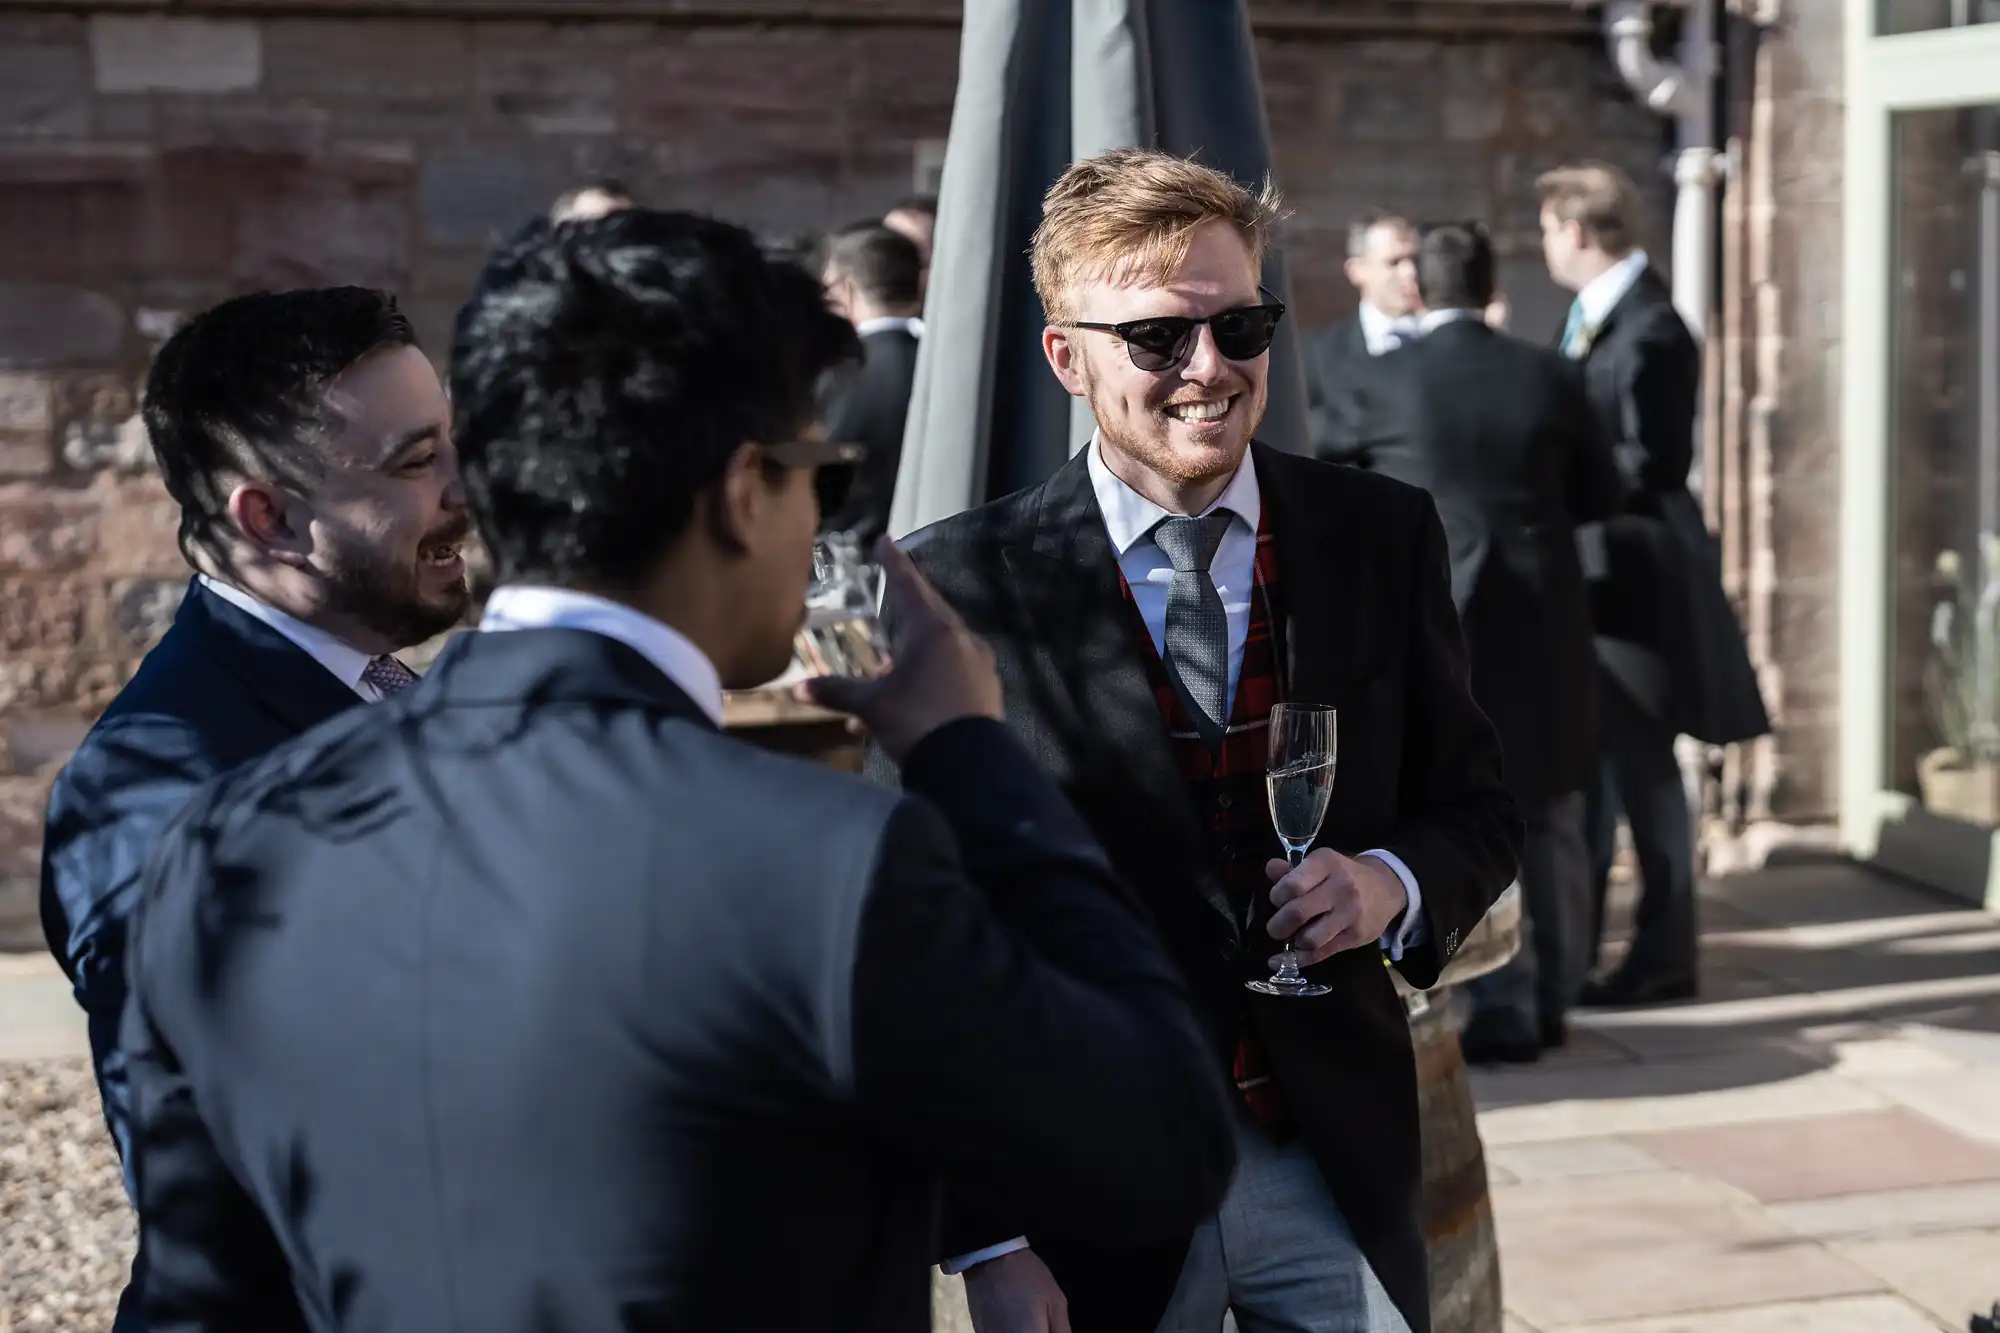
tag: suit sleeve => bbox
[849,718,1236,1246]
[1560,363,1628,524]
[125,797,312,1333]
[1379,493,1525,989]
[1304,334,1368,467]
[1613,317,1699,493]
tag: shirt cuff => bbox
[939,1237,1030,1275]
[1360,849,1426,960]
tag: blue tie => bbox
[1561,300,1587,357]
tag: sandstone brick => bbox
[0,774,53,880]
[263,20,471,107]
[0,374,54,434]
[418,146,562,248]
[1439,45,1510,142]
[0,433,53,479]
[0,285,124,368]
[156,101,335,156]
[474,45,620,137]
[0,179,152,286]
[0,483,98,572]
[234,169,413,291]
[89,17,262,94]
[62,413,151,476]
[91,475,183,578]
[0,578,89,656]
[0,42,90,139]
[108,577,184,654]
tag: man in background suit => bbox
[1353,223,1626,1063]
[38,288,471,1330]
[121,210,1236,1333]
[895,150,1519,1333]
[1302,211,1421,465]
[819,223,925,545]
[1539,162,1769,1007]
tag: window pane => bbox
[1880,0,2000,35]
[1890,105,2000,824]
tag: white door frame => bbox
[1840,0,2000,907]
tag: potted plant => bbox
[1918,537,2000,824]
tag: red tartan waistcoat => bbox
[1116,508,1294,1134]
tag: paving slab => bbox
[1485,1137,1667,1183]
[1769,1180,2000,1241]
[1491,1173,1885,1327]
[1554,1293,1949,1333]
[0,961,86,1062]
[1832,1231,2000,1332]
[1634,1108,2000,1204]
[1475,1056,1889,1146]
[1858,1068,2000,1145]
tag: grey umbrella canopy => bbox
[889,0,1310,538]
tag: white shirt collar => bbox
[1358,301,1417,356]
[1417,306,1485,335]
[196,574,376,698]
[478,585,725,727]
[854,315,922,340]
[1084,433,1261,557]
[1574,250,1650,331]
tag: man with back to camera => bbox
[119,208,1238,1333]
[39,287,471,1330]
[1302,211,1422,467]
[818,223,925,545]
[1347,221,1626,1063]
[1537,161,1769,1007]
[888,149,1521,1333]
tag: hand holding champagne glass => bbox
[1248,703,1336,998]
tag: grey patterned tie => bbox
[1152,512,1235,734]
[360,654,419,697]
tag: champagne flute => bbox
[1248,703,1337,999]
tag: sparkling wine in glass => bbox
[1248,704,1337,999]
[793,533,889,679]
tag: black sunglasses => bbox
[763,438,865,471]
[1066,291,1288,372]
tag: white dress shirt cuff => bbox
[1360,849,1427,960]
[940,1237,1030,1276]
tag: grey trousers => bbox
[1464,790,1591,1041]
[1155,1106,1413,1333]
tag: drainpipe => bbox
[1603,0,1721,345]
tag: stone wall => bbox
[0,3,1668,925]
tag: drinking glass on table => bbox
[1248,704,1337,999]
[793,531,889,679]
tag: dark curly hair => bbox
[449,209,861,589]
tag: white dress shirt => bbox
[1416,306,1486,337]
[1358,301,1420,357]
[197,574,385,701]
[478,585,725,727]
[1572,249,1650,339]
[939,443,1433,1277]
[854,315,923,340]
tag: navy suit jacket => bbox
[39,579,365,1316]
[121,627,1235,1332]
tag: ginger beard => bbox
[1061,220,1270,493]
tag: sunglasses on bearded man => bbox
[1064,289,1287,373]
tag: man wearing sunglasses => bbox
[888,150,1520,1333]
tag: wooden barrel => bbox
[723,689,1507,1333]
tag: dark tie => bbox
[1152,512,1234,733]
[1381,327,1408,353]
[360,655,419,697]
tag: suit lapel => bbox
[184,581,369,735]
[1001,453,1221,917]
[1255,444,1372,709]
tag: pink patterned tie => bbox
[360,655,420,697]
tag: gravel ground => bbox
[1,1059,132,1332]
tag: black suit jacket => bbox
[122,627,1236,1333]
[1353,318,1626,802]
[1303,314,1402,466]
[39,578,365,1306]
[1570,268,1770,744]
[820,325,920,546]
[884,446,1522,1333]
